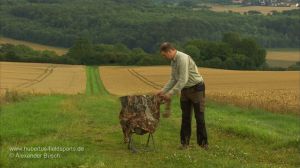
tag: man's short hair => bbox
[160,42,175,53]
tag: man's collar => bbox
[172,50,178,61]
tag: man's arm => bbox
[161,64,176,94]
[167,56,189,96]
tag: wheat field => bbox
[0,62,86,95]
[99,66,300,114]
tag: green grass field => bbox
[0,66,299,168]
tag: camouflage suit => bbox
[119,95,166,143]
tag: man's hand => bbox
[155,90,172,102]
[160,92,172,118]
[163,93,172,101]
[155,90,164,96]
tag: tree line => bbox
[2,32,300,70]
[0,40,168,66]
[0,33,267,70]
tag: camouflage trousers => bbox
[180,82,208,146]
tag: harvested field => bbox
[0,61,86,95]
[100,66,300,114]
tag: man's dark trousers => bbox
[180,83,208,146]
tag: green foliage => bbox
[205,57,223,68]
[66,39,168,66]
[184,33,266,70]
[67,37,94,64]
[183,45,202,62]
[0,0,299,52]
[1,32,266,70]
[0,43,76,64]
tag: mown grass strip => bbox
[86,66,108,96]
[85,66,92,95]
[95,67,108,96]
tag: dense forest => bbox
[0,0,299,53]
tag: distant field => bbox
[208,5,299,14]
[266,50,300,68]
[0,62,86,94]
[0,37,68,56]
[100,66,300,114]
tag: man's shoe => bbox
[200,144,209,150]
[178,144,189,150]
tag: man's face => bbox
[160,50,175,60]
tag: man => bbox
[157,42,208,150]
